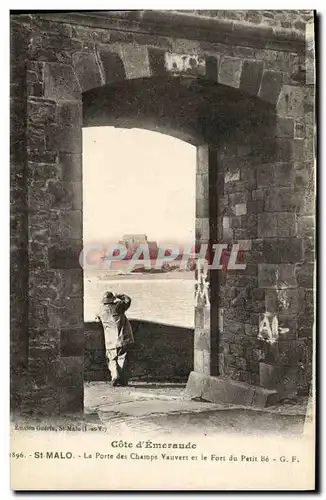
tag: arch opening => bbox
[82,126,197,383]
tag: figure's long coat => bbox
[96,294,134,349]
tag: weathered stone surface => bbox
[303,238,315,262]
[72,51,103,92]
[46,124,82,154]
[99,49,126,84]
[258,263,278,288]
[264,187,297,212]
[196,172,209,199]
[196,198,209,218]
[239,59,263,95]
[57,101,82,127]
[275,117,294,138]
[121,45,151,79]
[27,98,56,126]
[58,356,84,387]
[234,203,247,216]
[59,153,82,182]
[186,371,279,407]
[297,215,315,238]
[262,238,303,263]
[258,70,283,104]
[48,243,83,269]
[148,47,167,76]
[276,85,305,118]
[59,384,84,413]
[196,145,209,174]
[258,212,296,238]
[218,57,242,88]
[48,181,82,210]
[225,170,240,183]
[165,52,205,76]
[257,162,294,188]
[47,210,83,240]
[44,63,81,100]
[11,12,314,415]
[195,217,209,241]
[296,263,314,288]
[205,54,218,82]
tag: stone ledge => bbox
[27,11,306,53]
[185,371,279,408]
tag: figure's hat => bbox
[102,291,115,304]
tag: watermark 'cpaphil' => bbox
[79,242,246,272]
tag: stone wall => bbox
[10,20,30,410]
[217,84,314,396]
[85,319,194,382]
[10,10,315,414]
[176,10,313,31]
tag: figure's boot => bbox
[109,358,119,387]
[117,349,129,386]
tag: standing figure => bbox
[96,291,134,386]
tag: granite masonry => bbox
[10,11,315,414]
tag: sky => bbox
[82,127,196,245]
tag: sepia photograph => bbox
[9,7,316,491]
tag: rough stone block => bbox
[218,57,242,88]
[100,49,126,83]
[49,210,82,240]
[185,371,279,407]
[48,181,82,210]
[165,52,205,77]
[51,269,83,301]
[148,47,166,76]
[276,85,305,118]
[238,239,252,251]
[258,212,296,238]
[276,289,299,314]
[196,145,209,173]
[235,203,247,216]
[57,101,82,127]
[44,63,81,100]
[303,238,315,262]
[58,356,84,387]
[239,59,263,95]
[48,242,83,269]
[245,323,258,336]
[196,172,208,199]
[277,264,297,288]
[275,117,294,138]
[59,384,84,414]
[258,70,283,104]
[72,51,103,92]
[59,153,82,182]
[263,238,303,264]
[225,170,240,183]
[298,216,315,238]
[205,54,218,82]
[60,328,84,357]
[27,98,56,126]
[296,263,314,288]
[122,45,151,79]
[257,162,294,188]
[195,217,209,241]
[59,297,84,328]
[264,187,296,212]
[275,139,294,162]
[252,189,264,200]
[258,263,278,288]
[46,124,82,154]
[196,198,209,218]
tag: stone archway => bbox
[10,11,314,414]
